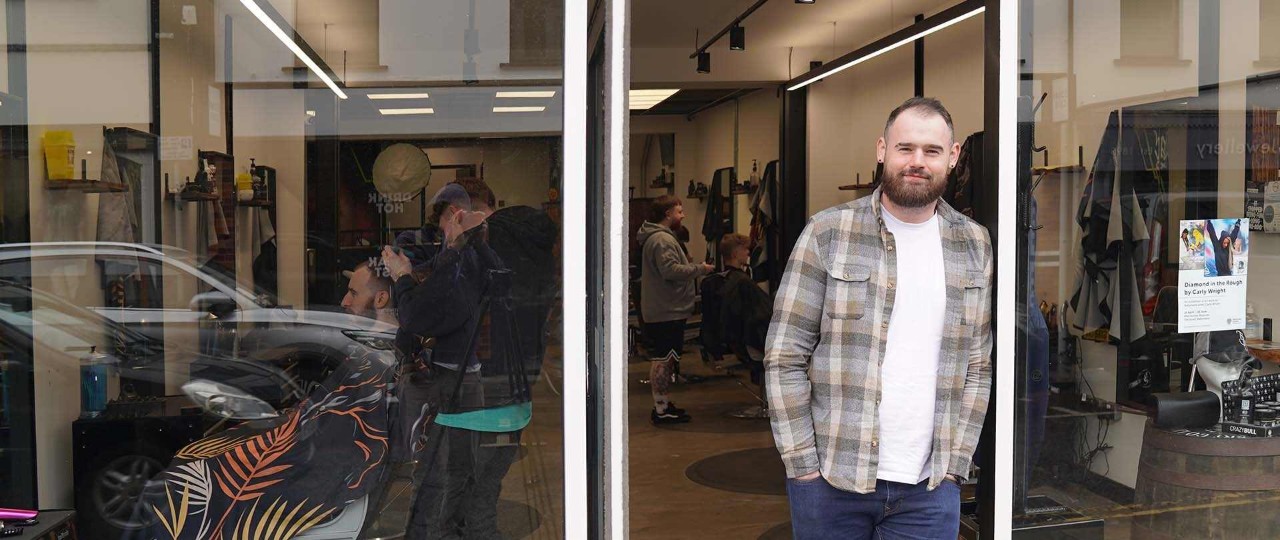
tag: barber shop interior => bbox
[0,0,1279,539]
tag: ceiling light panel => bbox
[368,92,432,100]
[379,108,436,115]
[493,106,547,113]
[496,91,558,98]
[628,89,679,110]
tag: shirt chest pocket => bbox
[961,270,988,326]
[824,266,872,320]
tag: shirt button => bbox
[887,279,896,288]
[871,439,879,448]
[887,245,895,252]
[882,322,889,331]
[843,272,852,280]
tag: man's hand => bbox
[381,246,413,281]
[701,263,715,273]
[444,210,488,248]
[945,474,962,484]
[795,471,821,482]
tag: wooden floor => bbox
[626,357,793,539]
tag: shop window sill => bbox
[1254,57,1280,68]
[1113,56,1192,67]
[500,61,561,69]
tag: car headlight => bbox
[342,330,396,351]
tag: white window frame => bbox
[994,0,1018,538]
[562,0,589,537]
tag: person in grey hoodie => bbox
[638,195,714,423]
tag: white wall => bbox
[807,46,913,214]
[806,14,984,216]
[233,0,561,86]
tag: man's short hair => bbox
[719,233,751,257]
[883,96,954,140]
[355,260,395,305]
[648,195,683,224]
[454,178,497,210]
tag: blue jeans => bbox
[786,476,961,540]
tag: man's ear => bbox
[949,141,962,169]
[375,290,391,310]
[876,137,887,163]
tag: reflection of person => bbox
[766,97,992,540]
[342,260,397,325]
[638,195,715,424]
[383,180,531,540]
[1206,220,1241,277]
[409,179,545,540]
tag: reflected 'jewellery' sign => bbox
[1178,218,1250,333]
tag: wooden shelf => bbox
[46,179,127,193]
[167,191,220,202]
[1032,165,1087,175]
[238,198,273,208]
[838,183,880,191]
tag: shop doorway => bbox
[626,1,994,538]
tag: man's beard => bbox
[881,166,947,209]
[345,303,377,321]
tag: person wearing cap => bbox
[393,182,474,267]
[383,180,532,539]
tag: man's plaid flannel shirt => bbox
[765,189,993,493]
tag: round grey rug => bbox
[685,447,787,495]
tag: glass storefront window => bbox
[0,1,571,538]
[1017,1,1280,537]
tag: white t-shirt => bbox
[876,208,946,484]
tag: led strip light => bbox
[239,0,348,99]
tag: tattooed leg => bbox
[650,351,677,413]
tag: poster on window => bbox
[1178,218,1250,333]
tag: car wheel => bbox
[77,444,168,539]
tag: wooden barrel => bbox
[1131,420,1280,539]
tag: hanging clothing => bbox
[945,133,982,219]
[702,167,734,262]
[1067,111,1148,343]
[749,160,778,281]
[250,209,278,298]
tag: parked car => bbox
[0,243,396,538]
